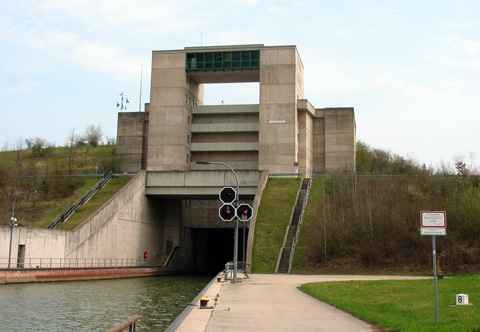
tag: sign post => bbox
[420,211,447,325]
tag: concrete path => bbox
[175,274,429,332]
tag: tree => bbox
[31,137,54,157]
[84,124,103,147]
[65,128,79,175]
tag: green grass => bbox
[291,178,324,273]
[1,145,117,175]
[251,178,301,273]
[55,177,131,230]
[29,177,131,230]
[300,274,480,332]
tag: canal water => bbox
[0,274,212,332]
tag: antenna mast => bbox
[139,64,143,112]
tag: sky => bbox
[1,0,479,171]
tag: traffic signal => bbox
[219,187,236,204]
[219,203,236,222]
[236,203,253,221]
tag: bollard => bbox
[437,259,443,279]
[200,297,209,308]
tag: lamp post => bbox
[8,190,37,269]
[197,161,239,284]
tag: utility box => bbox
[456,294,469,306]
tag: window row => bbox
[186,50,260,71]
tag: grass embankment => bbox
[31,177,131,230]
[251,178,300,273]
[291,177,324,274]
[1,145,117,175]
[300,273,480,332]
[11,178,131,230]
[1,144,129,230]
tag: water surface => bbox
[0,275,211,331]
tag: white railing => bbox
[0,257,165,269]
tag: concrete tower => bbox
[117,44,356,176]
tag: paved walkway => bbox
[175,274,428,332]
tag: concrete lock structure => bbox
[0,45,356,282]
[114,44,356,274]
[117,44,356,176]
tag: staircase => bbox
[277,178,311,273]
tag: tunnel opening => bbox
[192,227,249,274]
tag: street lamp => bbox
[197,161,240,284]
[8,190,37,269]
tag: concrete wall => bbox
[0,227,68,268]
[117,112,147,173]
[190,104,260,171]
[0,171,166,269]
[245,169,269,272]
[323,108,356,172]
[65,171,163,260]
[147,50,203,171]
[258,46,300,174]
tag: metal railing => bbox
[287,178,312,272]
[224,261,246,279]
[107,316,138,332]
[46,171,114,229]
[0,257,165,270]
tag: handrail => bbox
[46,171,114,229]
[107,316,138,332]
[163,246,178,267]
[287,178,312,272]
[0,257,165,269]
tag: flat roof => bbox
[152,44,297,53]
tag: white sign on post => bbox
[420,210,446,325]
[420,211,447,236]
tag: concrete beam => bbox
[192,104,259,115]
[190,142,259,152]
[146,170,262,198]
[297,99,316,117]
[191,123,259,133]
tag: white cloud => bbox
[5,81,38,96]
[440,35,480,71]
[444,36,480,56]
[238,0,259,5]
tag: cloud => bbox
[5,81,39,96]
[374,75,436,96]
[267,2,307,14]
[233,0,259,5]
[444,36,480,56]
[440,35,480,71]
[0,2,196,81]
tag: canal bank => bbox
[170,274,430,332]
[0,266,179,284]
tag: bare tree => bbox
[65,128,78,175]
[25,138,34,149]
[1,142,8,152]
[105,136,116,145]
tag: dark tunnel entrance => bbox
[192,228,249,274]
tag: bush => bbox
[299,174,480,272]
